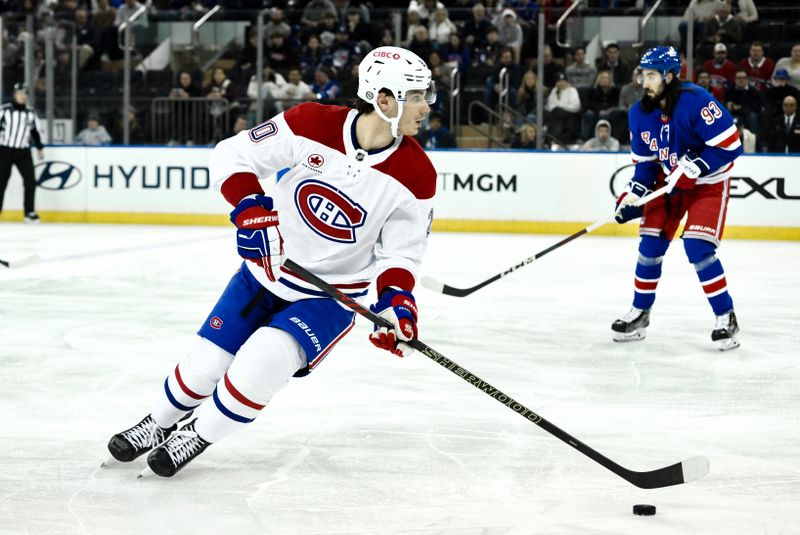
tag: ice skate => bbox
[105,414,177,465]
[24,212,40,224]
[611,307,650,342]
[712,311,740,351]
[144,419,211,478]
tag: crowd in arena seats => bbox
[1,0,800,153]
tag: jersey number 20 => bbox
[700,101,723,125]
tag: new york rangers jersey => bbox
[208,103,437,302]
[629,82,743,187]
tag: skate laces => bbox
[164,427,206,466]
[714,313,731,330]
[620,308,644,322]
[122,416,168,450]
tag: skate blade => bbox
[613,329,646,343]
[137,466,155,479]
[717,337,740,351]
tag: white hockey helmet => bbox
[357,46,436,137]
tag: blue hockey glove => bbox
[230,194,284,282]
[615,181,651,223]
[369,288,418,357]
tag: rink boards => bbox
[1,146,798,240]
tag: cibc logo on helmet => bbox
[373,50,401,60]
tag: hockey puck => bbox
[633,504,656,516]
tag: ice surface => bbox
[1,223,799,534]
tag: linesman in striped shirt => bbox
[0,83,44,223]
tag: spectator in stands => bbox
[305,11,338,44]
[516,70,539,123]
[409,0,445,23]
[307,66,341,103]
[276,68,312,111]
[773,44,800,91]
[74,9,98,70]
[696,70,722,101]
[497,9,523,65]
[730,0,758,24]
[333,0,371,24]
[330,25,361,69]
[704,2,742,47]
[2,30,20,69]
[565,47,597,90]
[345,7,375,46]
[473,26,501,71]
[92,0,122,68]
[738,41,775,92]
[247,62,287,122]
[733,116,757,153]
[462,3,493,50]
[208,68,237,103]
[75,114,112,145]
[226,115,249,139]
[679,0,724,52]
[36,12,68,52]
[409,26,435,64]
[432,34,464,77]
[429,6,457,46]
[511,122,538,149]
[704,43,736,93]
[417,111,457,149]
[540,45,561,89]
[485,47,522,108]
[580,119,620,152]
[763,69,800,120]
[239,30,260,74]
[300,35,331,80]
[404,8,425,47]
[725,68,762,133]
[265,8,291,40]
[545,72,581,145]
[171,70,202,99]
[764,95,800,153]
[337,62,361,100]
[266,31,297,75]
[301,0,337,29]
[507,0,540,27]
[595,43,631,88]
[581,70,621,142]
[619,68,643,113]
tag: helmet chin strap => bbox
[373,99,404,138]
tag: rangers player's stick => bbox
[0,255,40,268]
[422,171,682,297]
[284,258,710,489]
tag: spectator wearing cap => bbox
[429,7,457,46]
[738,41,775,92]
[565,47,597,90]
[595,43,631,88]
[75,114,112,146]
[330,25,361,69]
[763,69,800,120]
[307,66,341,103]
[704,2,742,46]
[764,95,800,153]
[725,68,762,134]
[301,0,337,29]
[545,71,581,145]
[462,3,493,50]
[773,44,800,91]
[497,9,523,65]
[704,43,736,92]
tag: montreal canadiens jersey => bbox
[208,102,437,303]
[629,82,743,187]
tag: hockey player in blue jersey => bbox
[613,46,742,350]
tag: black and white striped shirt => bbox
[0,103,44,150]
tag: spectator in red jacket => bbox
[738,41,775,92]
[704,42,736,93]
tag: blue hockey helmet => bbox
[638,46,682,78]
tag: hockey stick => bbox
[283,258,710,489]
[0,255,41,269]
[422,171,681,297]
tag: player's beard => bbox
[639,86,664,113]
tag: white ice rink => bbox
[1,223,799,535]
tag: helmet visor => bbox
[401,81,437,105]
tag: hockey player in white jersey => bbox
[105,47,438,477]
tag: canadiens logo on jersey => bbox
[294,179,367,243]
[210,316,223,329]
